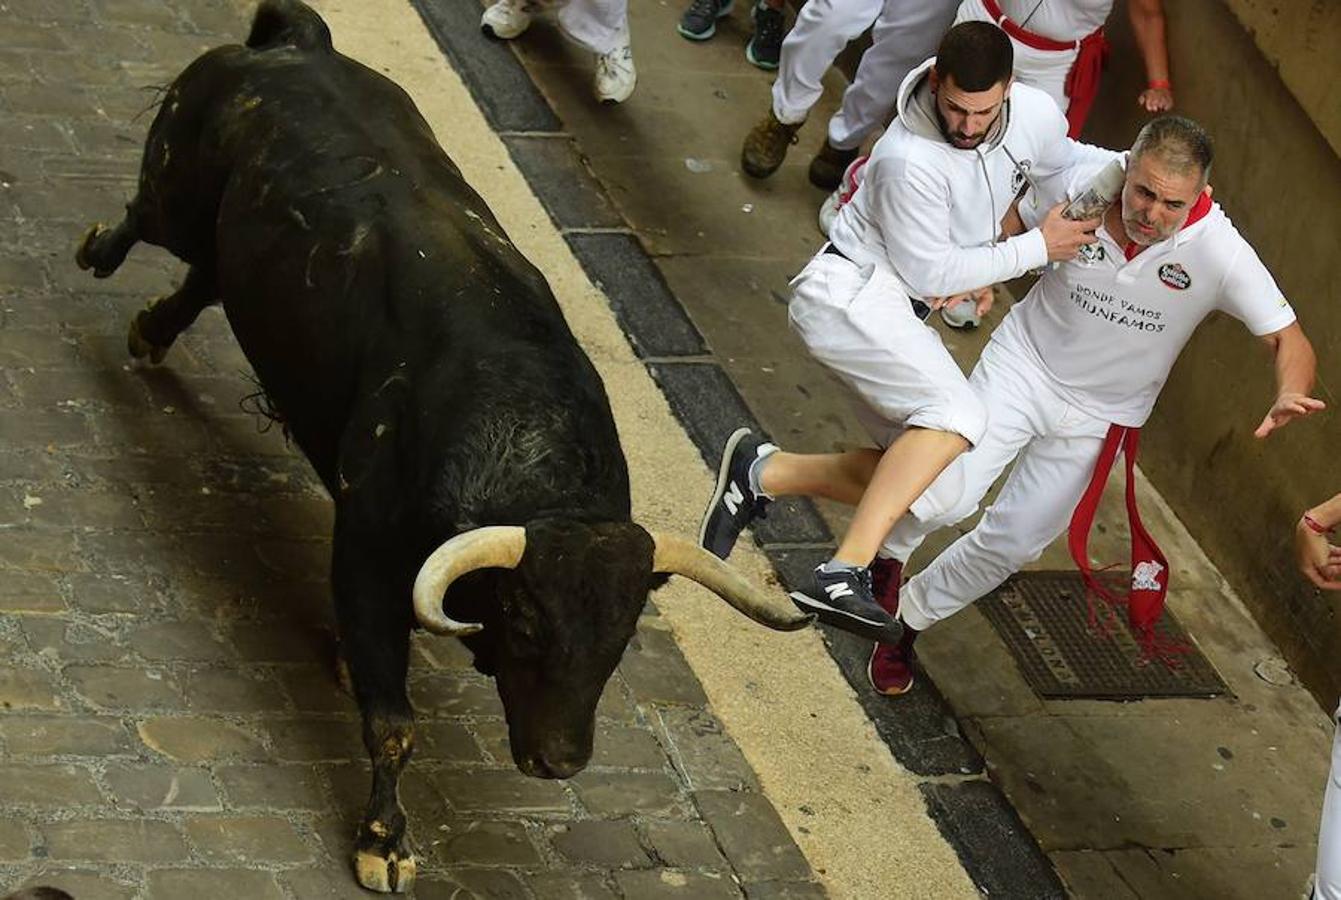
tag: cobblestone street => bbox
[0,1,824,897]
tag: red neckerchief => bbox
[1068,189,1210,665]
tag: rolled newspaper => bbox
[1063,158,1126,221]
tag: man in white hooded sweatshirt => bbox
[698,22,1098,642]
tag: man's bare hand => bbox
[1138,87,1174,112]
[1040,202,1100,262]
[1295,520,1341,590]
[1254,391,1326,438]
[929,286,995,317]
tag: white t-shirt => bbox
[1000,151,1296,427]
[985,0,1111,41]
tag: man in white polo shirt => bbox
[862,114,1323,694]
[698,23,1099,642]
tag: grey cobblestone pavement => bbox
[0,0,821,896]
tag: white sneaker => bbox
[816,154,868,237]
[940,297,981,328]
[594,44,636,104]
[481,0,532,40]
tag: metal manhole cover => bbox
[978,571,1228,700]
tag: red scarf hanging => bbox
[1064,29,1111,138]
[1067,425,1188,664]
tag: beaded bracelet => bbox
[1147,79,1172,90]
[1302,513,1335,536]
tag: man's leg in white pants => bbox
[1315,707,1341,899]
[771,0,883,125]
[879,345,1041,566]
[557,0,630,54]
[827,0,960,150]
[899,413,1108,632]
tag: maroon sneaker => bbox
[867,557,917,695]
[868,627,918,695]
[869,557,903,615]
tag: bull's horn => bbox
[649,532,813,631]
[412,526,526,636]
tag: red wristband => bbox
[1303,513,1335,535]
[1147,79,1172,90]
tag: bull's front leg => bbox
[332,535,418,894]
[127,264,218,365]
[76,202,143,278]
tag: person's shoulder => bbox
[1009,83,1068,135]
[872,123,952,180]
[1187,203,1251,260]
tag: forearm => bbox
[1271,325,1317,398]
[895,232,1047,297]
[1127,0,1171,84]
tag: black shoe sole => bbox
[789,591,904,644]
[698,426,752,558]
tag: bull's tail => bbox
[246,0,333,53]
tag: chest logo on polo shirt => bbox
[1078,242,1106,265]
[1158,263,1191,290]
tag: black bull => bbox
[75,0,810,893]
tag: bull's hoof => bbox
[75,223,114,278]
[354,848,416,894]
[127,310,169,365]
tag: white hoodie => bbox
[828,58,1071,299]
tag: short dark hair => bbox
[1130,115,1214,185]
[934,22,1014,92]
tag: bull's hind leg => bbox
[333,540,418,893]
[127,265,217,365]
[76,205,142,278]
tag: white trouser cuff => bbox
[897,578,937,632]
[770,92,809,126]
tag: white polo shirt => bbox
[968,0,1112,42]
[1000,151,1296,427]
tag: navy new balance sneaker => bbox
[699,427,775,559]
[789,564,904,644]
[678,0,733,40]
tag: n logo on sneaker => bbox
[824,582,854,601]
[723,481,745,516]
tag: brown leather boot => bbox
[741,109,802,179]
[808,139,860,190]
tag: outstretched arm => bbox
[1128,0,1174,112]
[1254,322,1324,438]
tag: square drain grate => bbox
[978,571,1228,700]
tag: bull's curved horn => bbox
[412,526,526,636]
[649,533,813,631]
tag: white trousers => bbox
[788,253,989,472]
[881,339,1110,632]
[772,0,959,150]
[554,0,629,55]
[954,0,1076,114]
[1318,706,1341,899]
